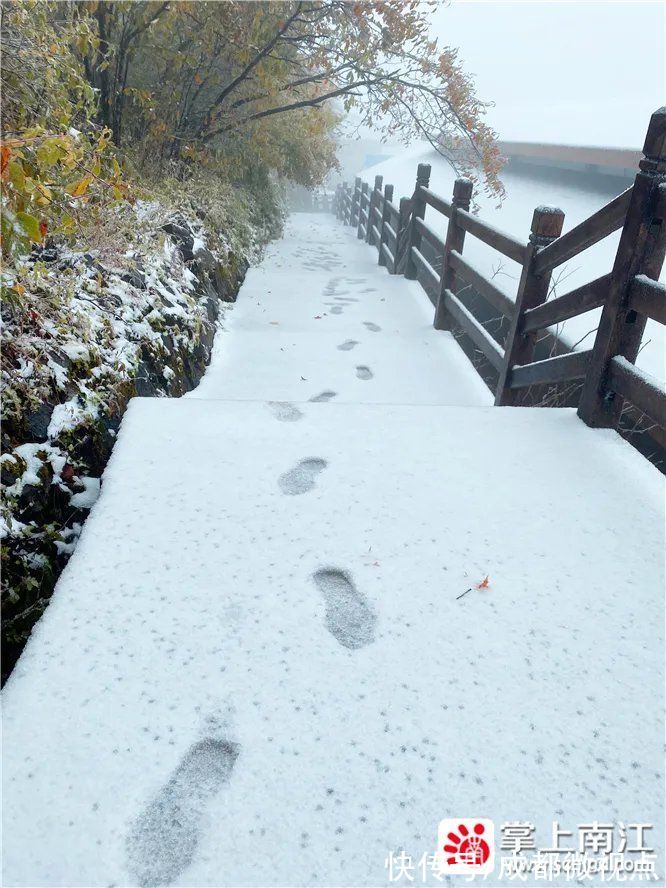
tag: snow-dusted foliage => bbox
[1,191,282,677]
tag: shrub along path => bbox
[3,213,663,886]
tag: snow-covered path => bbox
[190,213,491,406]
[2,215,664,887]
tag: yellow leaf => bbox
[67,175,93,198]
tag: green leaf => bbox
[8,160,25,190]
[16,211,41,242]
[35,139,61,168]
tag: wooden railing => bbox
[332,107,666,450]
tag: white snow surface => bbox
[69,475,101,509]
[2,214,664,888]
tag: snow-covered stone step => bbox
[3,399,663,887]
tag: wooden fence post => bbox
[340,181,348,222]
[578,107,666,427]
[350,177,362,227]
[357,181,369,239]
[366,175,383,245]
[495,205,565,405]
[393,197,412,274]
[404,163,431,279]
[345,184,353,224]
[434,177,473,330]
[378,183,394,267]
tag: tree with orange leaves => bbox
[82,1,504,199]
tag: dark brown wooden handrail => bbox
[410,246,440,295]
[386,201,400,220]
[509,349,592,389]
[533,188,632,275]
[628,274,666,325]
[521,274,610,333]
[380,242,395,270]
[417,186,453,219]
[449,250,514,318]
[334,107,665,458]
[414,216,445,254]
[607,355,665,427]
[441,288,505,370]
[456,209,527,265]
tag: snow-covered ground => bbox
[359,149,664,383]
[2,214,664,887]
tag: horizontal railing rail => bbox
[607,356,665,427]
[332,107,666,460]
[628,274,666,325]
[441,288,505,370]
[410,246,440,294]
[418,186,452,218]
[533,188,633,276]
[508,349,592,389]
[449,250,514,318]
[456,208,528,265]
[414,216,445,254]
[520,274,610,333]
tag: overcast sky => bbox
[429,0,665,147]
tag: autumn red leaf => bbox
[39,220,48,240]
[476,576,490,589]
[0,144,11,180]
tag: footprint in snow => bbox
[337,340,358,351]
[278,458,327,496]
[330,305,344,314]
[309,390,337,403]
[363,321,381,332]
[356,365,373,380]
[268,401,303,422]
[312,568,377,650]
[126,738,239,887]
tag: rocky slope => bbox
[1,197,279,681]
